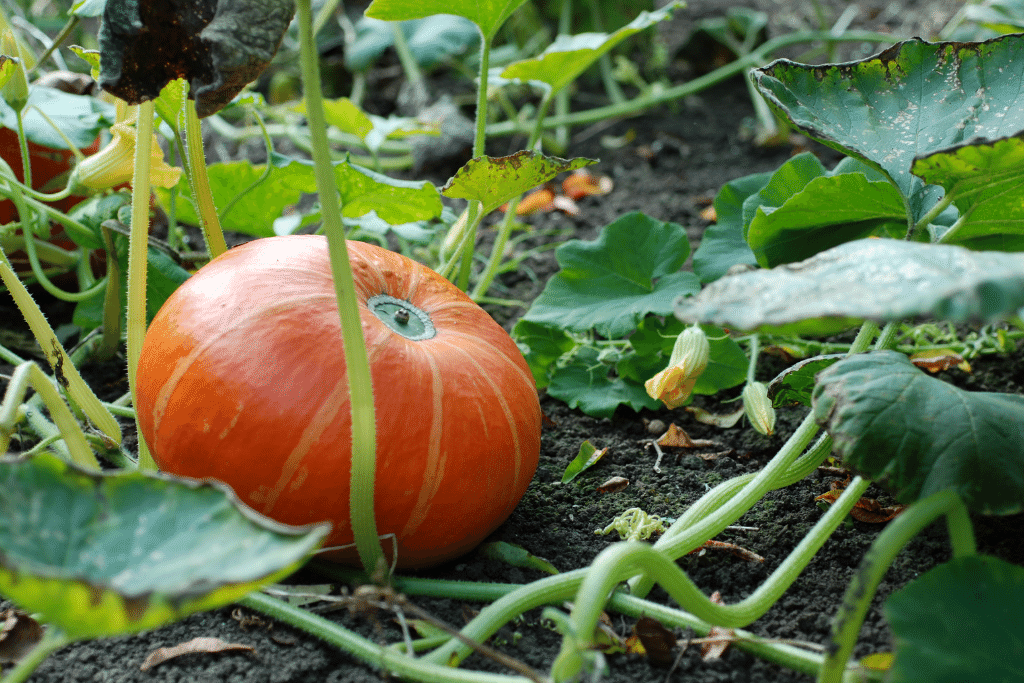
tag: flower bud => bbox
[69,101,181,191]
[645,325,710,409]
[1,30,29,113]
[742,381,776,436]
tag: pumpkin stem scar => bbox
[367,294,436,340]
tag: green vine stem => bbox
[297,0,384,577]
[818,489,975,683]
[96,224,122,360]
[0,361,98,469]
[126,100,157,471]
[0,246,121,447]
[240,591,532,683]
[549,477,872,681]
[485,30,898,139]
[181,97,228,258]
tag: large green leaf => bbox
[912,133,1024,251]
[511,319,575,390]
[346,16,480,72]
[159,153,441,236]
[440,151,594,216]
[0,87,114,149]
[676,239,1024,335]
[0,453,328,641]
[546,347,659,418]
[753,35,1024,196]
[812,351,1024,514]
[746,157,907,267]
[691,170,770,283]
[766,353,845,407]
[885,555,1024,683]
[522,212,700,338]
[500,3,680,93]
[365,0,529,42]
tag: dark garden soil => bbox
[3,1,1023,682]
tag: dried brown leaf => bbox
[657,423,695,448]
[910,349,971,373]
[701,593,734,660]
[139,637,255,671]
[596,476,629,493]
[685,404,746,428]
[0,610,43,664]
[632,616,676,667]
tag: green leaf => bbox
[766,353,845,407]
[153,78,188,132]
[676,239,1024,336]
[301,97,373,141]
[523,212,700,338]
[547,361,660,419]
[0,57,16,92]
[692,170,771,283]
[500,3,680,93]
[741,152,828,237]
[158,153,441,236]
[440,151,595,216]
[561,439,608,484]
[754,35,1024,196]
[511,320,575,389]
[912,133,1024,251]
[478,542,559,574]
[365,0,529,42]
[0,452,328,641]
[0,87,114,149]
[812,351,1024,514]
[748,167,907,267]
[885,555,1024,683]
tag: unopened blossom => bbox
[742,381,776,436]
[645,324,710,409]
[70,100,181,191]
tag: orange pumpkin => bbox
[135,235,542,568]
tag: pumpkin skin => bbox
[135,235,541,569]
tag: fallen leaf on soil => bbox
[685,405,746,429]
[231,607,270,630]
[139,637,256,671]
[910,349,971,373]
[699,204,717,221]
[561,169,613,200]
[632,616,676,667]
[561,440,608,484]
[700,593,734,660]
[503,186,555,215]
[815,488,905,523]
[596,476,629,493]
[687,539,765,563]
[658,423,695,447]
[0,609,43,664]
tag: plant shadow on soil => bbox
[3,2,1024,681]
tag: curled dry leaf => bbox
[910,349,971,373]
[687,539,765,563]
[0,609,43,664]
[685,404,746,429]
[814,489,905,523]
[596,476,629,493]
[561,169,613,200]
[656,423,695,448]
[699,204,717,222]
[139,637,256,671]
[701,593,735,661]
[631,616,676,667]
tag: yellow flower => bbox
[71,100,181,190]
[645,324,710,409]
[742,381,776,436]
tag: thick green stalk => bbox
[126,101,158,471]
[0,246,121,447]
[550,477,872,681]
[240,591,531,683]
[296,0,384,576]
[818,490,974,683]
[182,99,228,258]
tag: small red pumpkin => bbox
[135,235,541,568]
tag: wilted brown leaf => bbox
[632,616,676,667]
[687,539,764,563]
[685,404,746,429]
[596,476,629,493]
[701,593,734,660]
[657,423,695,448]
[699,205,717,222]
[0,610,43,664]
[562,169,613,200]
[910,349,971,373]
[139,637,256,671]
[815,487,905,523]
